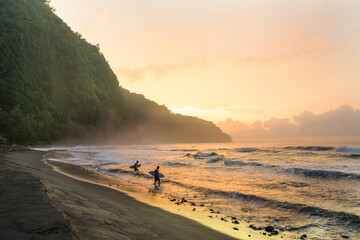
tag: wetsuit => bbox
[134,163,139,172]
[154,168,160,186]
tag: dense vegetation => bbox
[0,0,231,144]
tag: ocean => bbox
[34,142,360,239]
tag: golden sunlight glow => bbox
[51,0,360,126]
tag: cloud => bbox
[115,31,330,83]
[115,61,197,83]
[217,105,360,140]
[294,105,360,137]
[232,32,329,65]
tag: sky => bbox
[50,0,360,139]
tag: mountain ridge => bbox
[0,0,231,144]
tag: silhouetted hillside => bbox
[0,0,231,144]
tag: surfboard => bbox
[149,171,165,178]
[130,164,141,169]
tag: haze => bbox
[50,0,360,140]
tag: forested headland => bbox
[0,0,231,144]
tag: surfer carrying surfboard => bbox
[154,166,160,187]
[133,161,139,172]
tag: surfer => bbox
[133,161,139,172]
[154,166,160,187]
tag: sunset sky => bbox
[50,0,360,137]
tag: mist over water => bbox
[36,142,360,239]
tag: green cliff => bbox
[0,0,231,144]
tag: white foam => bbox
[32,147,68,151]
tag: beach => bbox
[0,149,237,240]
[30,143,360,240]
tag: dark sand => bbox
[1,150,238,240]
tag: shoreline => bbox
[1,149,239,239]
[46,157,265,239]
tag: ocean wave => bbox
[281,167,360,180]
[165,161,190,166]
[224,160,247,166]
[194,152,218,158]
[224,160,360,180]
[92,152,120,163]
[336,146,360,153]
[284,146,335,151]
[235,148,258,153]
[224,160,275,168]
[33,146,102,153]
[98,167,153,179]
[345,154,360,159]
[166,180,360,226]
[170,148,198,152]
[32,147,68,151]
[206,148,230,151]
[206,156,223,163]
[133,147,161,151]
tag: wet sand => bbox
[0,150,238,240]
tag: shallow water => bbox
[35,142,360,239]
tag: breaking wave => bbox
[206,156,224,163]
[284,146,335,151]
[194,152,218,158]
[336,146,360,153]
[281,168,360,180]
[235,148,258,153]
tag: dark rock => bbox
[221,217,225,221]
[232,220,239,224]
[200,204,204,207]
[263,233,266,235]
[271,230,279,235]
[191,202,196,206]
[192,208,196,211]
[249,225,263,231]
[170,198,176,202]
[341,236,349,239]
[181,198,187,203]
[231,217,237,220]
[233,227,239,230]
[175,202,181,205]
[248,235,251,237]
[265,226,274,232]
[208,215,213,218]
[300,234,307,239]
